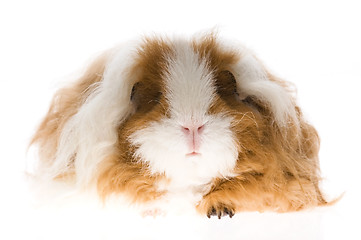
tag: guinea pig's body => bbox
[31,33,327,218]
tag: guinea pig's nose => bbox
[181,124,205,154]
[181,124,205,135]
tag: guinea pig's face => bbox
[118,39,264,183]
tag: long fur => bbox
[30,33,328,217]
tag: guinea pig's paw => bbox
[206,205,235,219]
[197,192,236,219]
[141,208,166,218]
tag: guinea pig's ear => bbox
[229,49,297,127]
[31,44,140,185]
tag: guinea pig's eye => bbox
[241,96,266,113]
[216,70,239,99]
[130,82,139,101]
[154,91,162,100]
[130,81,162,113]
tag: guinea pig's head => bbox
[114,36,297,184]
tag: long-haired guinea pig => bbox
[30,33,329,218]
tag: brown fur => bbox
[31,33,329,216]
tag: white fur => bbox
[44,42,140,186]
[165,40,216,124]
[131,115,238,185]
[130,114,238,210]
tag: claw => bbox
[211,207,217,215]
[229,209,234,218]
[207,206,235,219]
[207,207,217,218]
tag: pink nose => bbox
[182,124,204,134]
[182,124,205,153]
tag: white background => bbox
[1,0,360,239]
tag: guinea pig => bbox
[30,33,328,218]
